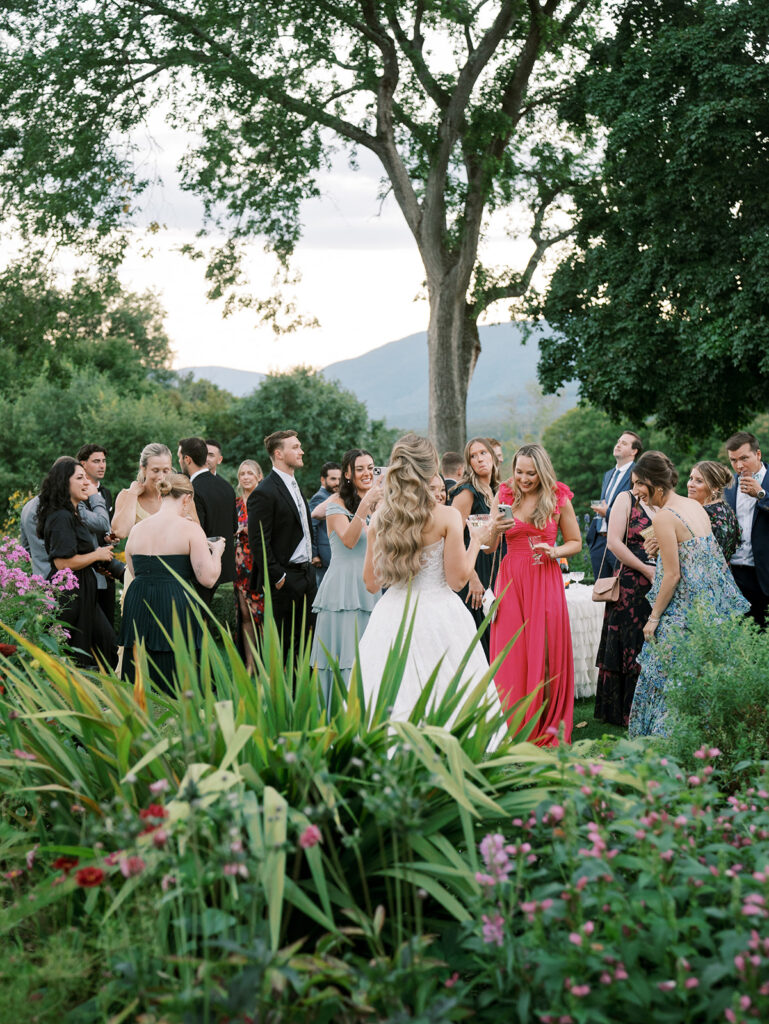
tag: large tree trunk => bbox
[425,278,481,454]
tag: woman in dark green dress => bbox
[448,437,501,656]
[119,474,224,695]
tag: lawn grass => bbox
[572,696,626,743]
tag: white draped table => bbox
[565,583,606,698]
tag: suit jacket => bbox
[247,470,311,592]
[192,469,237,585]
[586,462,635,551]
[309,485,332,569]
[723,464,769,595]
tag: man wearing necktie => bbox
[724,431,769,628]
[248,429,317,651]
[586,431,644,579]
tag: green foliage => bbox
[0,367,200,507]
[0,257,172,395]
[663,607,769,789]
[462,741,769,1022]
[0,595,604,1020]
[227,366,398,492]
[537,0,769,437]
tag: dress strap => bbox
[327,503,354,519]
[666,507,695,537]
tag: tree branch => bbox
[387,9,450,111]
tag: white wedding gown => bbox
[358,538,498,724]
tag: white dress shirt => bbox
[732,465,766,566]
[273,467,313,564]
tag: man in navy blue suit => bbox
[724,431,769,628]
[586,430,644,578]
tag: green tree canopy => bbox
[536,0,769,436]
[0,258,173,394]
[0,0,601,452]
[227,367,398,494]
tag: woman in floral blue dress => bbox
[628,452,749,738]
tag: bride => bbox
[359,433,499,723]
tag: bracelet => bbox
[355,512,367,523]
[647,616,660,623]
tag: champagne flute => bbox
[529,536,543,565]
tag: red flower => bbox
[52,856,79,874]
[0,643,17,657]
[299,824,322,849]
[139,803,167,821]
[75,866,105,888]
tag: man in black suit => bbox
[247,429,316,647]
[724,431,769,628]
[178,436,237,606]
[78,443,122,624]
[586,430,643,578]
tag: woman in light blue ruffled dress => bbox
[628,452,749,738]
[311,449,382,708]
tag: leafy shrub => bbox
[0,535,73,651]
[0,599,594,1020]
[462,740,769,1023]
[661,606,769,787]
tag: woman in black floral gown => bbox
[594,490,656,726]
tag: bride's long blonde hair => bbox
[373,433,439,587]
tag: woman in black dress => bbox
[37,459,118,667]
[449,437,500,655]
[119,474,224,694]
[594,489,656,726]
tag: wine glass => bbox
[529,536,543,565]
[569,571,585,584]
[467,513,491,549]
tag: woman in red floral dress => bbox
[235,460,265,670]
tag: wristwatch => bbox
[758,488,767,500]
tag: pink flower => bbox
[571,985,590,998]
[445,972,459,988]
[119,856,146,878]
[475,871,497,887]
[739,996,751,1011]
[658,980,676,991]
[600,972,612,985]
[25,845,38,871]
[161,873,176,891]
[725,1010,737,1023]
[660,850,675,863]
[223,862,249,878]
[583,921,595,935]
[568,932,582,946]
[688,776,701,787]
[685,977,699,989]
[481,912,505,946]
[152,829,168,849]
[549,804,565,822]
[13,748,36,761]
[299,824,322,849]
[149,779,170,794]
[709,747,721,758]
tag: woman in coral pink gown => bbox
[489,444,582,746]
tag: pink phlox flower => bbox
[571,985,590,997]
[660,850,675,862]
[685,977,700,989]
[299,824,322,849]
[549,804,565,822]
[520,901,538,914]
[582,920,595,935]
[688,775,701,787]
[568,932,582,946]
[149,778,170,794]
[475,871,497,888]
[119,856,146,878]
[223,862,249,878]
[13,748,36,760]
[444,972,459,989]
[481,912,505,946]
[657,980,676,991]
[600,972,612,985]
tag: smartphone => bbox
[498,503,514,520]
[373,466,387,478]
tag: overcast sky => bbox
[112,114,539,374]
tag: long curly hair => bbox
[452,436,499,507]
[508,443,558,530]
[338,449,374,514]
[37,458,80,538]
[373,434,438,587]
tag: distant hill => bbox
[180,322,577,433]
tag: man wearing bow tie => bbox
[725,432,769,628]
[248,430,317,648]
[586,430,644,578]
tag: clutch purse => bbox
[482,587,497,623]
[592,574,620,603]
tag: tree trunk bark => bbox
[426,277,481,455]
